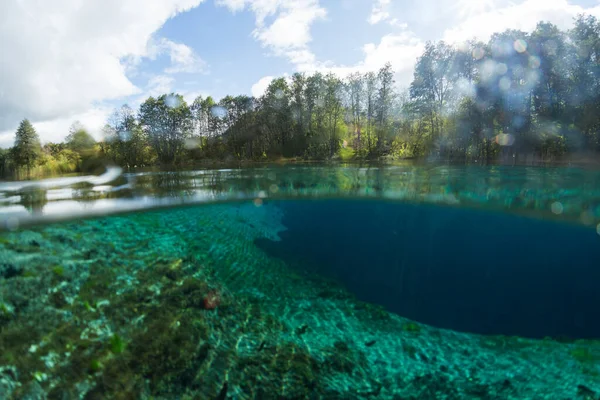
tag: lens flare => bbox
[514,39,527,53]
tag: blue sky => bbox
[2,0,600,147]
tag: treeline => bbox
[4,14,600,177]
[0,120,97,178]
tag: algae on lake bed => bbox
[0,201,599,399]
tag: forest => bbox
[2,15,600,177]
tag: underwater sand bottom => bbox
[0,202,599,399]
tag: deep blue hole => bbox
[256,200,600,339]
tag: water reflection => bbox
[19,187,48,215]
[1,164,600,230]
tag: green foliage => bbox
[66,122,96,154]
[12,119,41,175]
[139,94,193,164]
[89,359,102,373]
[109,334,125,354]
[402,322,422,333]
[570,347,598,363]
[7,14,600,171]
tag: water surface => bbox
[0,164,599,399]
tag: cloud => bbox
[0,106,113,148]
[146,75,176,97]
[217,0,326,69]
[443,0,600,44]
[296,31,424,89]
[0,0,206,139]
[253,1,326,50]
[251,76,276,98]
[149,38,207,74]
[368,0,391,25]
[226,0,422,92]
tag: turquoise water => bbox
[0,165,599,399]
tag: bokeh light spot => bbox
[6,217,19,231]
[472,47,485,60]
[210,106,228,118]
[499,77,511,91]
[514,39,527,53]
[165,95,182,108]
[495,133,515,146]
[581,210,594,225]
[551,202,563,215]
[529,56,541,69]
[184,138,200,149]
[496,63,508,75]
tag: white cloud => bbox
[217,0,326,69]
[295,31,424,89]
[182,90,211,105]
[148,38,207,74]
[368,0,391,25]
[362,33,424,87]
[218,0,285,24]
[215,0,248,13]
[443,0,600,44]
[0,0,206,141]
[147,75,176,97]
[253,1,326,50]
[225,0,420,91]
[251,76,276,98]
[0,106,113,148]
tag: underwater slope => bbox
[258,200,600,340]
[0,201,598,399]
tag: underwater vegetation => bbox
[0,202,599,399]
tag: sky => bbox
[1,0,600,148]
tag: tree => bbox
[260,78,292,156]
[290,72,307,141]
[324,73,344,158]
[364,72,377,155]
[346,72,365,154]
[103,105,150,167]
[375,63,396,154]
[569,15,600,150]
[410,42,458,145]
[12,119,41,176]
[66,121,96,154]
[139,94,193,164]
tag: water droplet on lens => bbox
[6,217,19,231]
[513,39,527,53]
[185,138,200,149]
[495,133,515,146]
[472,47,485,60]
[210,106,228,118]
[496,63,508,75]
[499,77,511,91]
[165,95,182,108]
[119,131,131,142]
[581,211,594,225]
[529,56,541,69]
[551,202,563,215]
